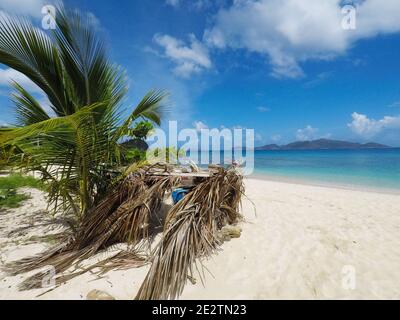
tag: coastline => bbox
[1,178,400,299]
[249,172,400,196]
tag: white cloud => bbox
[193,120,208,132]
[0,68,42,93]
[255,133,262,142]
[271,134,281,142]
[296,125,319,141]
[166,0,215,11]
[0,0,48,18]
[257,106,270,112]
[204,0,400,78]
[166,0,180,7]
[348,112,400,138]
[192,0,213,11]
[154,34,212,78]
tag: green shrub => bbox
[125,148,147,163]
[0,174,43,190]
[0,174,44,209]
[0,189,30,208]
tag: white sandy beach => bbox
[1,178,400,300]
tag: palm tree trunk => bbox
[79,166,90,217]
[75,124,91,218]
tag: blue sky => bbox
[1,0,400,146]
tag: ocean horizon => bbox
[189,148,400,191]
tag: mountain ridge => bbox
[255,139,391,150]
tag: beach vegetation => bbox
[0,174,44,208]
[0,5,245,301]
[0,6,167,221]
[121,120,154,164]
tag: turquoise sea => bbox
[251,149,400,190]
[189,149,400,191]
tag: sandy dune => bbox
[1,178,400,299]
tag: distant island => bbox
[255,139,391,151]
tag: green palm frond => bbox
[1,6,167,222]
[114,90,168,141]
[0,12,68,115]
[53,5,127,113]
[130,89,168,125]
[11,82,51,125]
[0,103,101,145]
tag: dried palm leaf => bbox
[19,249,149,292]
[136,166,244,300]
[6,164,179,290]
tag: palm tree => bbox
[0,6,167,220]
[0,7,245,301]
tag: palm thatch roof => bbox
[136,166,243,300]
[6,164,244,299]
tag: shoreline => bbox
[248,172,400,196]
[1,179,400,299]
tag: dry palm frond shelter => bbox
[7,163,244,300]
